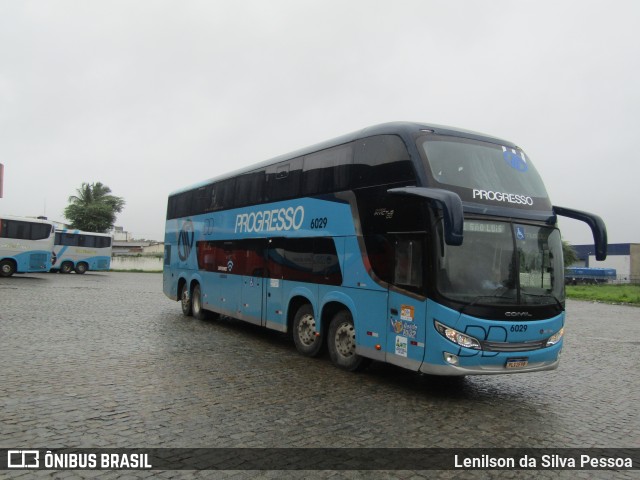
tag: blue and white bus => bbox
[163,122,607,375]
[0,215,55,277]
[52,229,112,274]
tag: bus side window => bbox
[364,235,394,284]
[266,158,303,202]
[353,135,415,189]
[394,236,424,292]
[302,144,353,196]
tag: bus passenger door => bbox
[386,235,427,371]
[239,239,265,326]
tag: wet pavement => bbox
[1,272,638,479]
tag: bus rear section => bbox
[52,229,113,274]
[0,216,55,276]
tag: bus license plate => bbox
[506,357,528,369]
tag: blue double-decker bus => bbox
[163,122,607,375]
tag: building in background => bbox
[572,243,640,284]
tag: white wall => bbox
[111,256,162,272]
[589,255,630,282]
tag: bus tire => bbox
[0,259,16,277]
[75,262,88,274]
[192,283,216,321]
[327,309,371,372]
[60,262,73,274]
[292,304,324,357]
[180,282,192,316]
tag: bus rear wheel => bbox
[192,283,217,321]
[0,260,16,277]
[75,262,88,274]
[328,310,371,372]
[292,304,324,357]
[180,282,192,316]
[60,262,73,274]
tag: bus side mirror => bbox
[388,186,464,246]
[553,205,608,261]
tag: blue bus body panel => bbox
[421,300,563,375]
[164,189,566,377]
[11,250,52,273]
[54,255,111,271]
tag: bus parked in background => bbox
[52,229,112,274]
[163,122,607,376]
[0,215,55,277]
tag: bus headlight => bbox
[546,327,564,347]
[434,320,481,350]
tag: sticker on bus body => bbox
[400,305,415,321]
[395,336,408,357]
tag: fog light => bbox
[443,352,459,366]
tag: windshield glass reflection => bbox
[436,220,564,306]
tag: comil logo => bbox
[8,450,39,468]
[177,219,194,261]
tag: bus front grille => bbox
[481,339,548,352]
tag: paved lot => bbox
[1,272,638,479]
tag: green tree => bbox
[64,182,125,233]
[562,240,579,267]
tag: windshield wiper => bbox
[521,291,564,309]
[460,289,518,315]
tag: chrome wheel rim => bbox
[297,313,317,346]
[335,322,356,358]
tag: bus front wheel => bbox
[328,310,371,372]
[0,260,16,277]
[292,304,324,357]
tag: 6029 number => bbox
[310,217,328,229]
[510,325,528,332]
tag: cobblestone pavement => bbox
[1,272,638,479]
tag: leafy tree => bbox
[64,182,125,233]
[562,240,579,267]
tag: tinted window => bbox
[420,135,548,198]
[79,235,96,248]
[267,237,342,285]
[60,233,79,246]
[364,233,425,294]
[265,157,303,202]
[302,144,353,195]
[235,170,265,207]
[197,237,342,286]
[353,135,415,188]
[1,220,51,240]
[165,135,414,220]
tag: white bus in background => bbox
[0,215,55,277]
[52,229,112,274]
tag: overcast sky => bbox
[1,0,638,247]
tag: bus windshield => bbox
[436,220,564,306]
[419,135,549,200]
